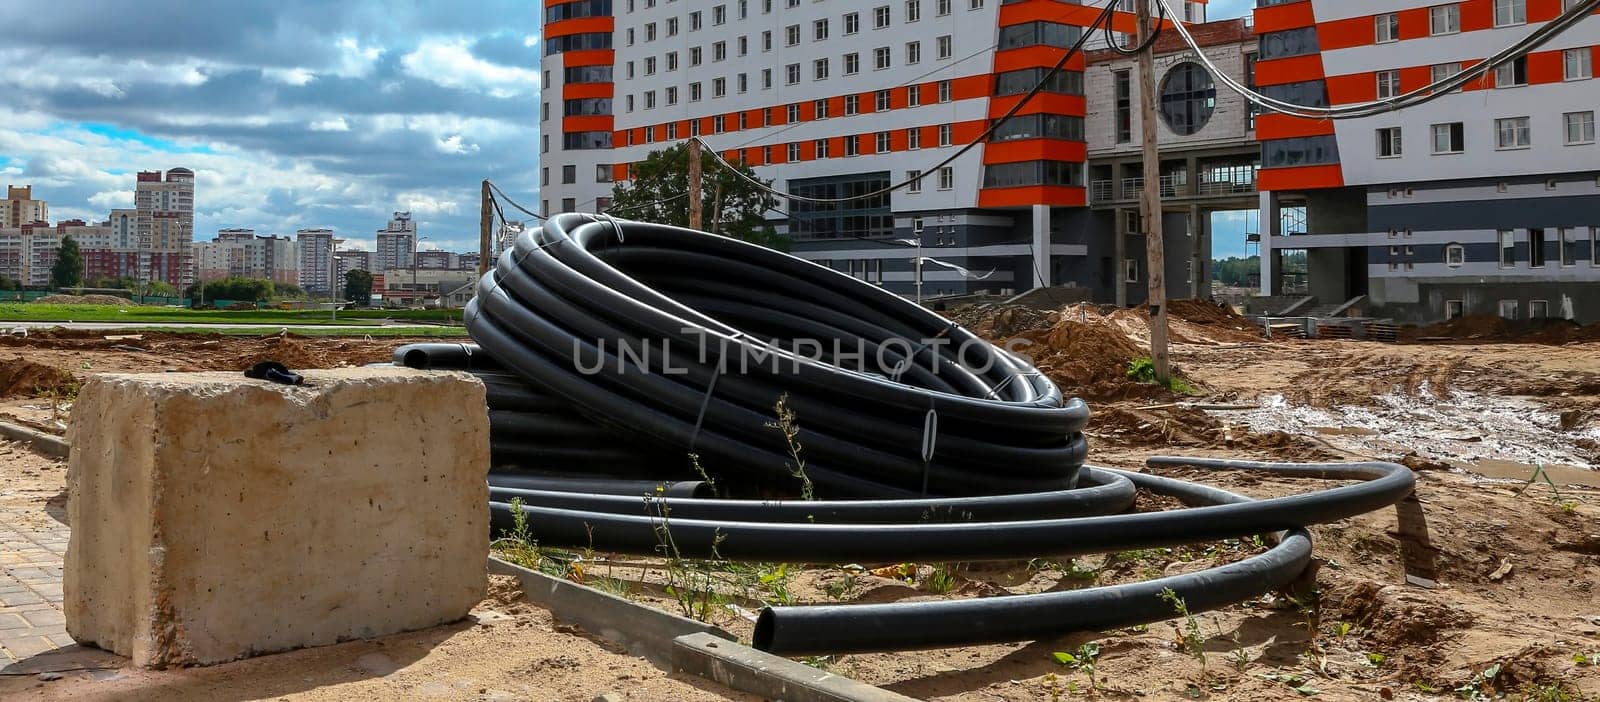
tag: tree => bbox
[343,269,373,306]
[146,280,178,298]
[609,142,786,250]
[185,277,274,304]
[0,276,18,291]
[50,236,84,289]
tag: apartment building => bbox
[1254,0,1600,323]
[134,168,195,287]
[374,212,416,273]
[541,0,1223,298]
[192,229,299,284]
[296,228,336,294]
[4,186,48,228]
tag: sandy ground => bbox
[3,319,1599,700]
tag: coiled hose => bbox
[398,213,1415,655]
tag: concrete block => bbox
[64,368,489,668]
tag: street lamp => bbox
[330,237,345,321]
[893,238,993,305]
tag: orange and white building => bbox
[1254,0,1600,323]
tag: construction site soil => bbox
[0,309,1596,700]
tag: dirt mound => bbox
[1168,298,1251,326]
[1406,315,1600,345]
[1321,576,1474,650]
[0,357,79,398]
[33,294,134,305]
[1013,318,1173,402]
[221,334,338,370]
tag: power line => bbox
[1157,0,1600,120]
[694,0,1149,206]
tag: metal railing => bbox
[1089,180,1114,202]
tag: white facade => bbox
[375,211,416,272]
[297,228,336,294]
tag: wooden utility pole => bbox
[478,180,492,277]
[1135,0,1171,382]
[687,138,704,230]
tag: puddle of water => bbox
[1212,385,1599,483]
[1460,459,1600,488]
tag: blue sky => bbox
[0,0,1256,256]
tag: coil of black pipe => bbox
[393,213,1415,656]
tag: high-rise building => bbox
[296,228,336,294]
[4,186,48,228]
[192,229,298,284]
[1252,0,1600,323]
[541,0,1224,298]
[134,168,195,287]
[374,212,416,273]
[334,249,372,289]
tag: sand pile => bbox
[34,294,134,305]
[1407,315,1600,345]
[0,357,79,397]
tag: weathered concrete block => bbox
[64,368,489,668]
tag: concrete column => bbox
[1258,190,1279,296]
[1188,204,1203,298]
[1031,204,1050,290]
[1185,155,1200,196]
[1113,207,1127,306]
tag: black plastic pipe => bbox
[486,474,712,499]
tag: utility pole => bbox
[687,138,703,231]
[478,180,492,277]
[1136,0,1171,383]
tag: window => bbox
[1496,116,1531,149]
[667,122,678,139]
[645,56,657,75]
[689,82,702,101]
[690,47,702,66]
[738,73,747,92]
[1115,69,1132,143]
[937,0,950,15]
[999,21,1084,49]
[981,161,1085,188]
[875,5,890,27]
[713,77,726,97]
[995,68,1084,95]
[938,166,954,190]
[1593,226,1600,267]
[787,103,800,122]
[938,123,952,146]
[815,98,829,118]
[1567,111,1597,144]
[763,31,772,51]
[666,86,679,104]
[1125,259,1139,283]
[844,135,859,156]
[643,90,656,108]
[1499,229,1516,267]
[1495,56,1527,87]
[938,79,952,102]
[1530,300,1549,319]
[691,11,703,30]
[1261,135,1341,167]
[1561,227,1581,266]
[936,35,952,59]
[1494,0,1525,27]
[968,0,982,9]
[875,90,891,110]
[714,3,726,24]
[1530,228,1547,267]
[845,94,859,115]
[1375,13,1399,43]
[627,28,636,45]
[561,198,576,213]
[1431,62,1462,93]
[906,0,920,22]
[876,131,891,152]
[786,24,799,46]
[845,53,860,74]
[761,69,772,89]
[907,84,921,107]
[1430,4,1460,35]
[874,47,891,69]
[667,17,679,36]
[786,63,799,84]
[1377,127,1403,158]
[1159,62,1216,135]
[714,41,726,61]
[844,12,860,34]
[738,36,747,56]
[814,18,829,40]
[1498,300,1519,320]
[1259,27,1319,60]
[645,22,656,41]
[738,0,747,19]
[1565,48,1593,80]
[815,139,829,158]
[787,142,800,161]
[814,57,829,80]
[1431,122,1464,153]
[667,52,678,71]
[1445,243,1465,266]
[1376,69,1400,99]
[540,167,549,186]
[906,41,921,64]
[990,113,1085,142]
[908,127,922,149]
[1445,300,1463,319]
[596,164,610,183]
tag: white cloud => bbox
[435,134,479,154]
[400,37,539,98]
[395,192,460,216]
[87,190,133,209]
[309,117,350,132]
[263,67,316,86]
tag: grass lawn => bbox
[0,303,464,326]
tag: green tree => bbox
[50,236,84,289]
[609,143,786,250]
[0,276,18,291]
[186,277,275,304]
[146,280,178,298]
[343,269,373,306]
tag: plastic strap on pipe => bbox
[687,361,724,454]
[920,401,938,495]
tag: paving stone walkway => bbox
[0,507,74,664]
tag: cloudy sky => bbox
[0,0,1252,255]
